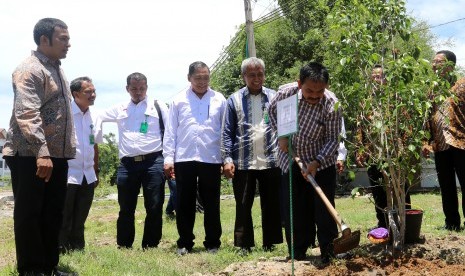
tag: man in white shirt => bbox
[59,77,99,253]
[97,72,168,249]
[163,61,226,255]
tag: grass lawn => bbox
[0,185,463,275]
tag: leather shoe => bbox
[238,247,251,256]
[443,224,461,231]
[262,245,275,252]
[176,247,189,256]
[52,270,78,276]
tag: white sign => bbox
[277,94,298,137]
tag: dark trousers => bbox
[232,168,283,248]
[281,163,338,257]
[435,146,465,228]
[116,152,165,248]
[59,178,95,251]
[166,179,177,214]
[5,156,68,275]
[174,161,222,250]
[367,165,411,228]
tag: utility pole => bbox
[243,0,257,57]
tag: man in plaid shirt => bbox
[269,62,342,264]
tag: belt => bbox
[124,151,162,162]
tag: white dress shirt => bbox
[96,96,169,159]
[249,93,268,169]
[163,87,226,164]
[68,101,98,185]
[337,117,348,161]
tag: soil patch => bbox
[201,235,465,275]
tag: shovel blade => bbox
[333,230,361,254]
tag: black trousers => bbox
[367,165,412,228]
[5,156,68,275]
[174,161,222,250]
[232,168,283,248]
[116,152,165,248]
[435,146,465,228]
[59,177,95,251]
[281,163,338,257]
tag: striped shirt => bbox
[269,82,342,172]
[221,86,278,170]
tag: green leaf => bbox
[340,57,347,66]
[408,144,416,152]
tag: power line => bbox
[211,0,305,71]
[414,17,465,32]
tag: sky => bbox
[0,0,464,137]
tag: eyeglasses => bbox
[80,90,96,95]
[191,75,210,82]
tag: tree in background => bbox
[98,133,119,186]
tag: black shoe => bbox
[52,270,79,276]
[238,247,251,256]
[262,245,275,252]
[176,247,189,256]
[166,212,176,220]
[443,224,461,231]
[20,272,46,276]
[320,244,336,265]
[207,247,219,254]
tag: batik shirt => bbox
[2,51,76,158]
[444,77,465,150]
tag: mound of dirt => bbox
[200,235,465,276]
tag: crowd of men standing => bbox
[2,17,465,276]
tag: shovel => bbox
[294,156,360,254]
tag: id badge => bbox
[89,134,95,145]
[263,109,269,124]
[140,121,148,134]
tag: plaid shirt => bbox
[269,82,342,172]
[221,86,278,170]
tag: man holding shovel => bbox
[269,62,342,264]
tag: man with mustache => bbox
[269,62,342,264]
[59,77,99,253]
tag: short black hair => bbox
[436,50,457,65]
[33,18,68,46]
[126,72,147,85]
[70,76,92,93]
[299,62,329,84]
[70,76,92,99]
[188,61,209,76]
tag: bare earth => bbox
[199,235,465,276]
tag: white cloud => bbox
[407,0,465,65]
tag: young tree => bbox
[325,0,442,250]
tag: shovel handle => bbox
[294,156,345,230]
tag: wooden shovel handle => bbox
[294,156,344,230]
